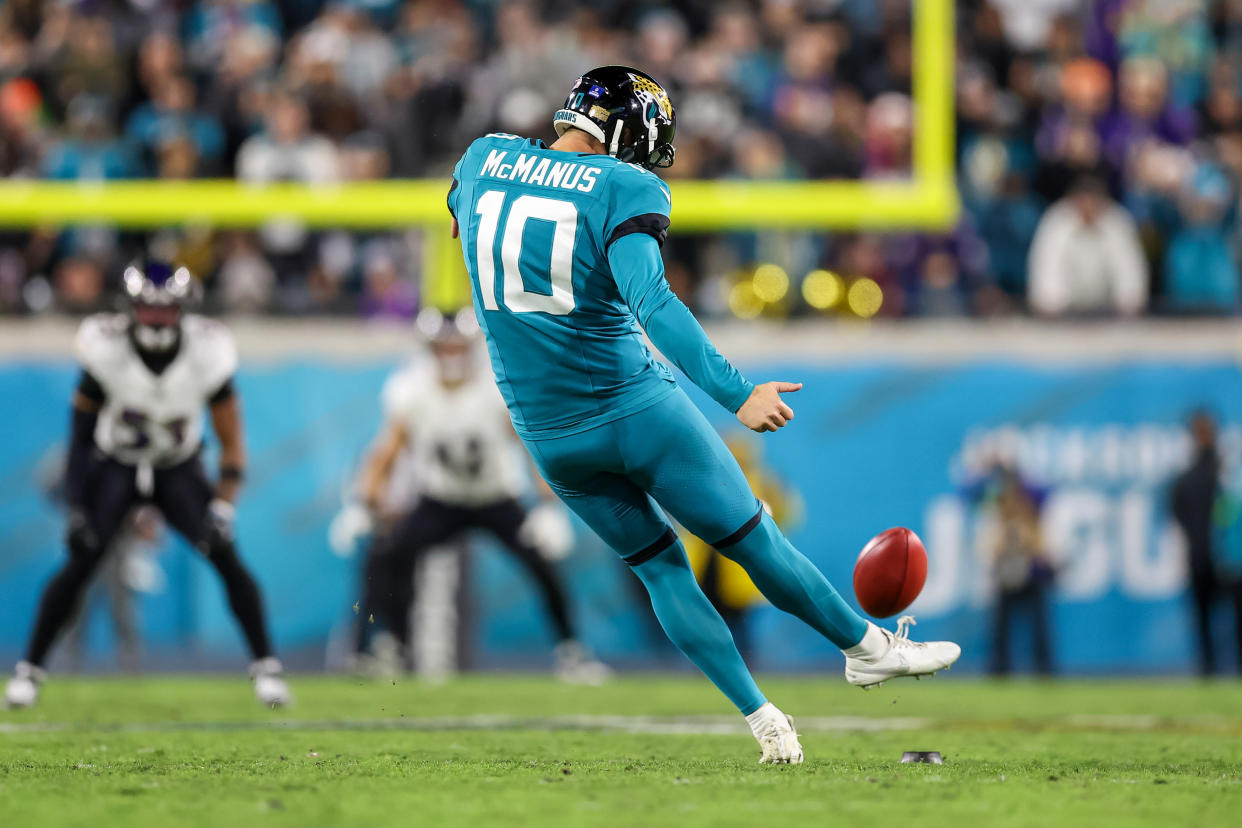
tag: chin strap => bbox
[609,120,624,158]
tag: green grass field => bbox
[2,674,1239,827]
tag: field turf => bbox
[1,674,1239,827]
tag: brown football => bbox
[853,527,928,618]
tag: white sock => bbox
[745,702,783,738]
[842,622,888,660]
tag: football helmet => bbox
[416,307,481,385]
[553,65,676,170]
[415,306,480,343]
[123,260,194,353]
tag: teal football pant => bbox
[524,388,869,713]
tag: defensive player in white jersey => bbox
[3,262,289,709]
[348,308,608,682]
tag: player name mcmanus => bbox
[480,149,601,192]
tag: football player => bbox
[447,66,961,763]
[342,307,608,683]
[3,262,289,709]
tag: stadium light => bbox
[847,278,884,318]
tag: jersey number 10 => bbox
[473,190,578,315]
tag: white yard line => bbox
[2,712,1234,736]
[0,714,930,736]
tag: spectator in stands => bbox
[958,66,1042,302]
[0,77,45,177]
[236,88,337,303]
[133,31,185,110]
[1034,58,1113,203]
[863,92,913,179]
[235,87,339,185]
[203,26,279,164]
[1163,162,1241,313]
[1200,57,1242,139]
[217,232,276,313]
[184,0,282,74]
[43,13,129,121]
[1027,175,1149,316]
[1171,410,1231,675]
[382,6,475,176]
[0,0,1235,319]
[0,16,31,80]
[1102,57,1197,173]
[359,244,417,321]
[1109,0,1213,110]
[42,94,133,180]
[154,132,202,180]
[987,0,1080,53]
[125,74,224,175]
[52,256,105,312]
[909,249,969,317]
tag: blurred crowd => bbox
[0,0,1239,317]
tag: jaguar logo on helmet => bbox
[628,73,673,120]
[552,65,676,171]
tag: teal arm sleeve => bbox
[608,232,754,413]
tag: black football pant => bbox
[364,497,574,648]
[24,454,273,668]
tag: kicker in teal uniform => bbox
[446,65,960,764]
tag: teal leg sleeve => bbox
[631,540,767,715]
[722,513,869,649]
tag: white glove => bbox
[519,502,574,561]
[329,502,374,558]
[206,498,236,544]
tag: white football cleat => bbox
[250,657,292,708]
[746,702,804,765]
[3,661,45,709]
[844,616,961,688]
[554,640,612,686]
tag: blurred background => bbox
[0,0,1240,678]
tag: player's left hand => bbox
[736,381,802,433]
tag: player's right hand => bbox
[65,509,98,557]
[328,502,375,558]
[202,498,236,550]
[736,381,802,433]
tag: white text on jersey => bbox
[480,150,600,193]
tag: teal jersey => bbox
[449,133,679,440]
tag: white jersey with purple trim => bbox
[77,313,237,467]
[382,362,523,507]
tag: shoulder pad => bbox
[483,132,525,141]
[182,315,238,388]
[609,163,671,210]
[381,359,431,420]
[75,314,129,375]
